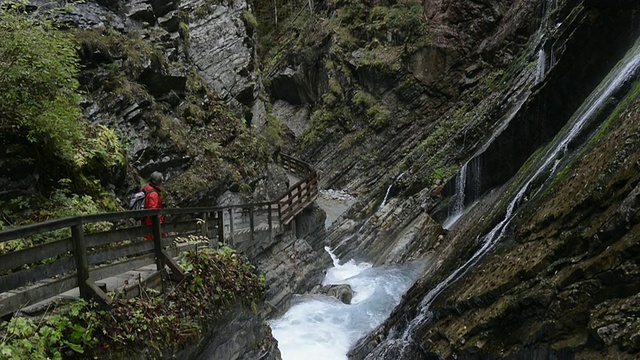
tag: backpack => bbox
[129,188,156,211]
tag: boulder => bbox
[310,284,354,304]
[127,0,156,24]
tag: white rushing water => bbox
[271,247,424,360]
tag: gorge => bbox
[1,0,640,359]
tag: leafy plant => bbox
[243,10,259,29]
[0,300,97,360]
[0,0,84,164]
[95,243,265,357]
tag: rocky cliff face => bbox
[0,0,316,357]
[1,0,273,210]
[266,0,640,358]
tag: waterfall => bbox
[379,172,406,210]
[453,163,468,213]
[536,0,558,82]
[444,0,560,228]
[536,48,547,82]
[339,172,406,243]
[379,184,393,210]
[443,156,482,229]
[401,36,640,340]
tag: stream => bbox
[270,248,424,360]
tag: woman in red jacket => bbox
[142,171,164,239]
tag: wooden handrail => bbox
[0,154,319,317]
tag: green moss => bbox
[360,45,402,72]
[339,129,369,151]
[299,108,341,148]
[371,106,392,130]
[328,78,343,95]
[426,162,458,184]
[75,29,163,77]
[325,59,335,71]
[322,92,338,107]
[353,90,375,108]
[242,10,258,29]
[263,113,285,151]
[192,0,225,19]
[156,115,188,152]
[178,21,190,57]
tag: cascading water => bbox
[536,48,547,82]
[443,157,482,229]
[271,247,425,360]
[444,0,560,230]
[401,35,640,340]
[379,172,405,210]
[536,0,558,82]
[345,171,405,243]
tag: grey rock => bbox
[150,0,177,17]
[127,0,156,24]
[184,0,259,121]
[158,10,180,33]
[310,284,354,304]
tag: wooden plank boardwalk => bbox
[0,155,318,319]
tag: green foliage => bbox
[76,125,126,171]
[328,78,343,95]
[0,1,83,164]
[0,300,98,360]
[339,129,369,151]
[384,0,426,42]
[0,183,113,255]
[370,106,392,131]
[0,5,127,222]
[263,113,285,151]
[353,90,375,109]
[299,108,338,147]
[243,10,259,29]
[74,29,165,79]
[204,141,223,156]
[96,244,265,357]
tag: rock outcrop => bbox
[184,0,265,126]
[265,0,640,358]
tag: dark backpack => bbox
[129,188,156,211]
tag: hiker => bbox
[142,171,165,240]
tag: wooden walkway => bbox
[0,154,318,318]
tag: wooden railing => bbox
[278,154,319,225]
[0,154,318,318]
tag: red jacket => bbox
[142,184,164,226]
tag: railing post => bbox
[201,212,208,238]
[267,204,273,241]
[217,210,224,247]
[152,214,164,272]
[228,208,234,247]
[71,221,90,299]
[249,205,254,242]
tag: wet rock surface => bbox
[310,284,354,304]
[264,0,640,359]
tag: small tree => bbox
[0,0,84,164]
